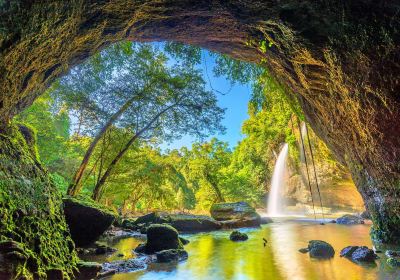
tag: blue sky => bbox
[161,50,252,151]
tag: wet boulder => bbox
[156,249,188,263]
[340,246,378,263]
[336,214,364,225]
[307,240,335,259]
[168,214,221,232]
[229,230,249,241]
[210,202,261,228]
[351,247,378,262]
[144,224,183,254]
[63,197,116,246]
[340,246,359,257]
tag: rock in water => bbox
[179,237,190,245]
[298,248,309,254]
[340,246,378,263]
[210,202,261,228]
[74,261,102,280]
[156,249,189,263]
[168,214,221,232]
[340,246,359,257]
[308,240,335,259]
[144,224,183,254]
[351,247,378,262]
[336,214,364,225]
[387,258,400,267]
[63,197,115,246]
[229,231,249,241]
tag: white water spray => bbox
[267,143,289,216]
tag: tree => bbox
[51,41,225,200]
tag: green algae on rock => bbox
[0,124,77,279]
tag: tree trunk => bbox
[67,94,140,196]
[92,104,176,201]
[204,172,225,203]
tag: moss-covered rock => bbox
[144,224,183,254]
[0,124,77,279]
[63,196,116,246]
[229,231,248,241]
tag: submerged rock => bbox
[74,261,102,280]
[307,240,335,259]
[63,197,115,246]
[156,249,188,263]
[144,224,183,254]
[340,246,378,263]
[229,231,249,241]
[336,214,364,225]
[210,202,261,228]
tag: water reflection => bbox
[105,220,400,280]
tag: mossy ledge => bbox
[0,124,77,279]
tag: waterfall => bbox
[267,143,289,216]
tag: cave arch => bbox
[1,0,400,246]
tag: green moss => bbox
[0,123,77,279]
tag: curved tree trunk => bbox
[1,1,400,243]
[68,94,140,196]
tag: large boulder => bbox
[130,212,221,233]
[144,224,183,254]
[210,202,261,228]
[168,214,221,232]
[63,197,116,246]
[336,214,364,225]
[307,240,335,259]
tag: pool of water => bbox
[85,219,400,280]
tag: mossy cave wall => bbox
[0,124,77,279]
[0,0,399,277]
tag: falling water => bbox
[267,143,289,216]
